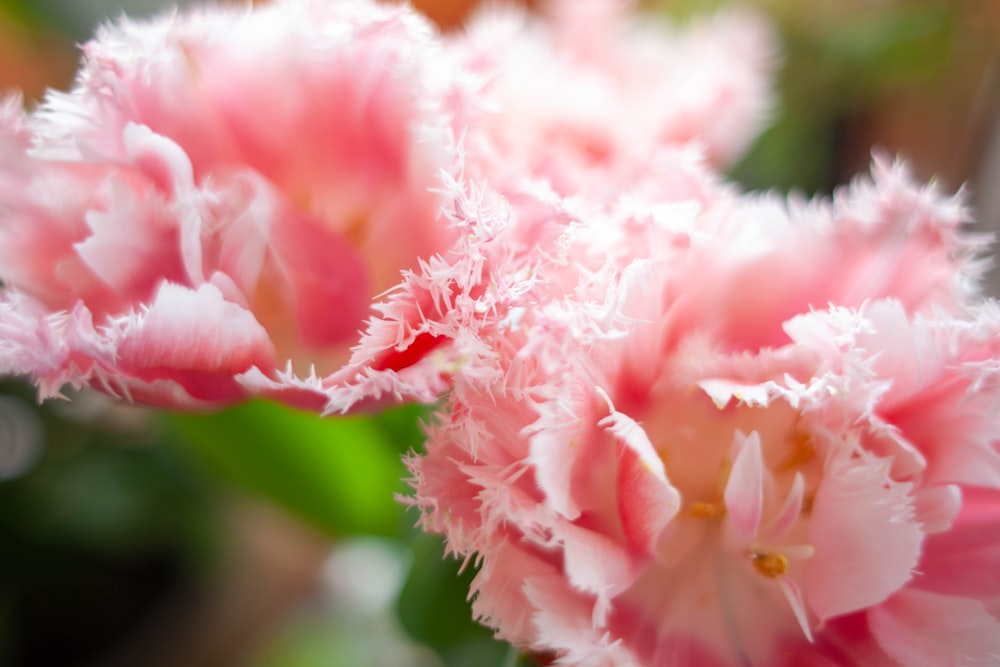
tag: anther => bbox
[778,431,815,472]
[689,501,724,518]
[751,551,788,578]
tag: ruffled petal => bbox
[804,457,923,621]
[869,589,1000,667]
[914,485,1000,600]
[113,282,275,402]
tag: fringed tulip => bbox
[450,0,776,201]
[0,0,470,410]
[406,156,1000,667]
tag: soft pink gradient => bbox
[450,0,776,201]
[407,156,1000,666]
[0,0,468,409]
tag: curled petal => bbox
[602,406,681,556]
[724,430,765,542]
[764,471,805,543]
[113,282,276,402]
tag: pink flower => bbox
[346,0,771,413]
[450,0,776,200]
[406,156,1000,666]
[0,0,470,409]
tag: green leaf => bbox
[812,7,953,82]
[167,401,418,538]
[397,532,526,667]
[728,107,839,195]
[0,0,48,28]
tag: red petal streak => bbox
[371,331,445,373]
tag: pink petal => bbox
[561,521,639,607]
[234,365,329,413]
[915,484,1000,599]
[774,612,887,667]
[869,589,1000,667]
[912,484,962,535]
[777,576,814,642]
[804,457,923,621]
[616,439,681,557]
[0,0,470,410]
[0,292,108,397]
[525,574,639,665]
[115,281,276,396]
[724,430,765,542]
[472,540,562,645]
[405,423,488,551]
[860,301,1000,488]
[601,405,680,556]
[74,177,186,299]
[121,122,194,196]
[764,471,805,542]
[266,202,372,348]
[527,395,596,521]
[645,634,733,667]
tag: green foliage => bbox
[168,401,427,539]
[806,6,954,86]
[254,618,381,667]
[0,0,79,36]
[398,532,534,667]
[0,0,48,28]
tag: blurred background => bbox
[0,1,998,666]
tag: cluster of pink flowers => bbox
[2,0,1000,665]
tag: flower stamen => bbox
[689,500,725,518]
[777,431,815,472]
[750,551,788,578]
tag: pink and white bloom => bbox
[407,156,1000,666]
[0,0,472,410]
[322,0,778,412]
[450,0,776,200]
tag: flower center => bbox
[649,395,818,524]
[636,389,820,643]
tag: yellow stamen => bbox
[778,431,815,471]
[751,551,788,578]
[689,501,724,518]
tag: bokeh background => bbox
[0,1,998,665]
